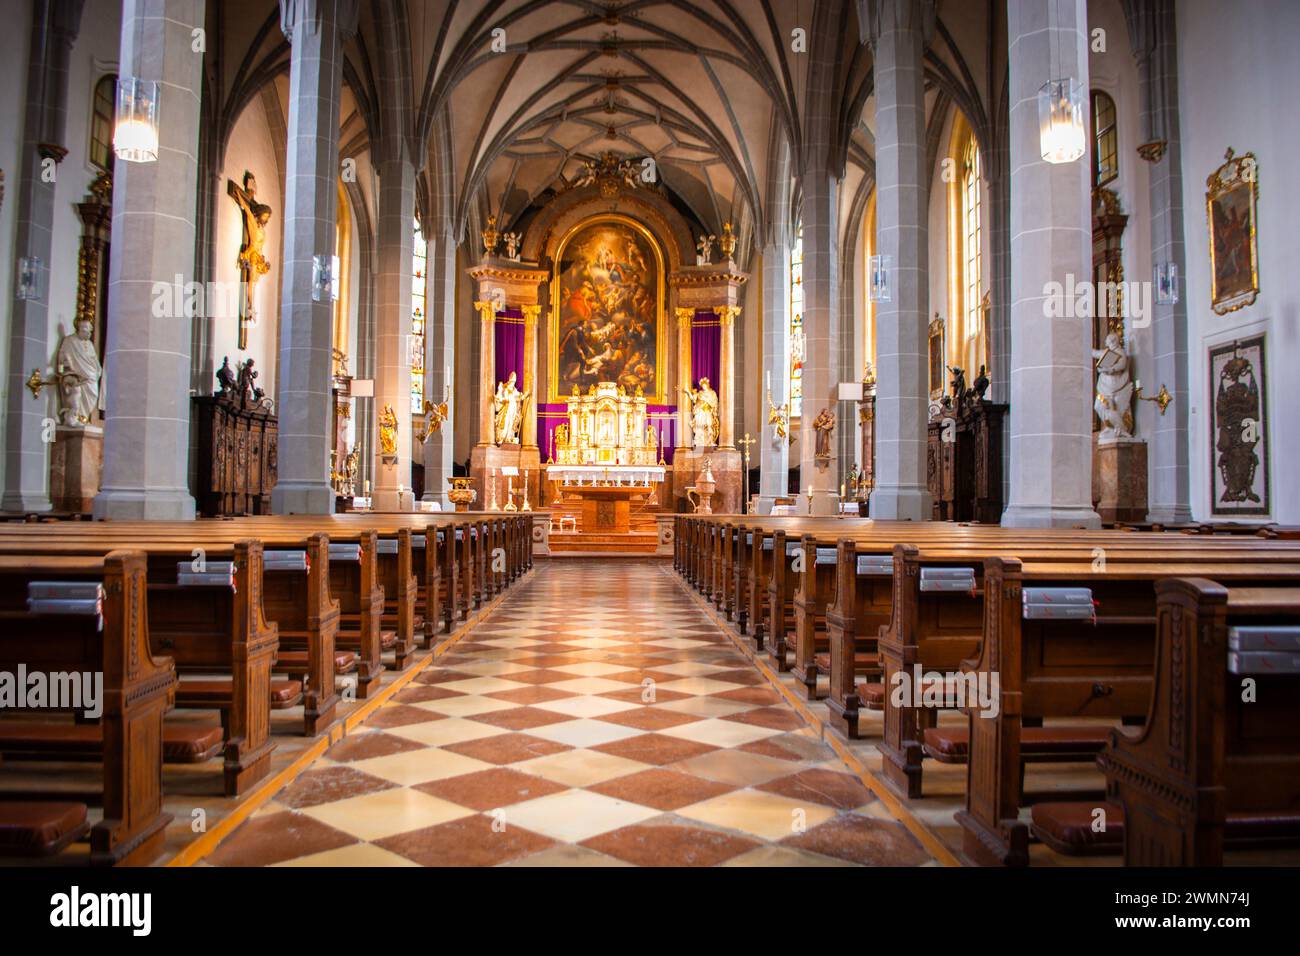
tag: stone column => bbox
[371,151,415,512]
[521,304,540,449]
[3,0,84,513]
[717,305,739,448]
[1001,0,1100,527]
[866,0,932,520]
[271,0,358,515]
[421,230,456,506]
[93,0,203,520]
[675,307,693,448]
[475,300,495,445]
[1128,0,1192,523]
[757,238,790,510]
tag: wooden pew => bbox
[954,559,1300,865]
[1094,578,1300,865]
[0,552,177,864]
[825,539,892,736]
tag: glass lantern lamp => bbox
[1038,78,1086,164]
[16,257,44,301]
[1154,262,1180,306]
[868,254,892,303]
[114,76,160,164]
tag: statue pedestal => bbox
[471,443,542,512]
[50,425,103,513]
[672,448,742,514]
[1093,437,1148,524]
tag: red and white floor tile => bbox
[204,560,937,867]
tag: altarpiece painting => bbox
[551,216,664,400]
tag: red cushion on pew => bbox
[0,721,223,764]
[275,650,358,673]
[1030,801,1123,856]
[1032,802,1300,857]
[922,724,1114,763]
[858,675,963,711]
[178,678,303,708]
[0,801,90,856]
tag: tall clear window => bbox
[1091,90,1118,188]
[410,222,427,414]
[89,74,117,173]
[962,138,983,364]
[789,224,804,419]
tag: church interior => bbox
[0,0,1297,886]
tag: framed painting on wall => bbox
[549,215,665,401]
[1205,148,1259,315]
[1208,334,1269,517]
[928,314,945,400]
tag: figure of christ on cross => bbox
[227,171,273,350]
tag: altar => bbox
[545,463,666,533]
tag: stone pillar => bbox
[270,0,357,515]
[675,307,693,449]
[717,305,739,448]
[3,0,84,513]
[475,300,495,446]
[371,152,415,512]
[1001,0,1100,528]
[93,0,203,520]
[867,0,932,520]
[1128,0,1192,523]
[757,238,790,510]
[521,304,540,449]
[421,231,456,506]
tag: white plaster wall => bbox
[47,1,121,367]
[214,101,283,399]
[0,0,35,495]
[1177,0,1300,523]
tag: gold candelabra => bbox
[1134,381,1173,416]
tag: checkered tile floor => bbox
[204,560,936,866]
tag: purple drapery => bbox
[690,310,721,389]
[494,308,525,385]
[538,404,678,465]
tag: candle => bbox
[364,479,370,495]
[765,370,770,392]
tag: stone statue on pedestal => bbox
[493,371,526,445]
[54,319,103,426]
[681,378,719,449]
[1093,330,1135,441]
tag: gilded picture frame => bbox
[928,314,945,400]
[1205,148,1259,315]
[549,214,666,402]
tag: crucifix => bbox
[737,431,756,512]
[226,170,273,350]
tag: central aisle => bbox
[207,560,936,866]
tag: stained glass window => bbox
[410,222,427,414]
[789,224,804,419]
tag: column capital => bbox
[716,305,741,325]
[675,307,696,326]
[520,304,541,325]
[473,300,498,323]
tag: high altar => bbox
[467,152,747,519]
[552,382,661,466]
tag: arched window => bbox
[1091,89,1118,188]
[89,74,117,172]
[789,223,804,419]
[962,136,983,369]
[410,221,427,414]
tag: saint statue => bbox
[695,233,716,265]
[503,232,521,260]
[1093,329,1135,441]
[493,371,527,445]
[812,407,836,461]
[378,404,398,457]
[226,171,273,351]
[55,318,102,426]
[680,377,719,448]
